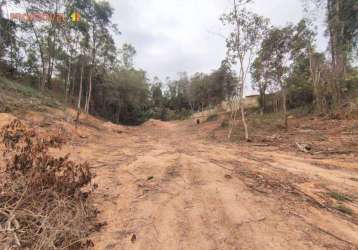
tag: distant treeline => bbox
[0,0,357,125]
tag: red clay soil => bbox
[1,110,358,250]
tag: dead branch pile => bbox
[0,119,98,249]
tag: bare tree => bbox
[221,0,268,141]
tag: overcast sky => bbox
[110,0,327,85]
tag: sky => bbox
[109,0,328,86]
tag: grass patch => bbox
[0,76,41,98]
[328,191,353,202]
[249,112,283,129]
[289,105,313,117]
[221,119,229,128]
[334,205,353,215]
[0,76,61,109]
[206,113,219,122]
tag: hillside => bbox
[1,78,358,249]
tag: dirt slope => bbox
[1,110,357,250]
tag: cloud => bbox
[109,0,328,83]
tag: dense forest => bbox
[0,0,357,126]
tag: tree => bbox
[221,0,269,140]
[151,77,163,106]
[260,26,293,128]
[102,67,151,125]
[0,1,21,77]
[327,0,358,106]
[288,19,319,110]
[16,0,64,89]
[304,0,358,107]
[165,72,191,112]
[208,60,237,106]
[251,55,272,114]
[82,0,114,114]
[120,43,136,69]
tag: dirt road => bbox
[70,119,358,250]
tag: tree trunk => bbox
[70,66,77,103]
[64,61,71,104]
[240,99,249,141]
[85,69,93,113]
[259,88,266,115]
[328,0,344,108]
[46,57,54,88]
[45,29,56,89]
[239,81,249,141]
[228,97,239,140]
[28,16,46,91]
[64,60,71,121]
[75,64,84,128]
[308,48,321,112]
[9,36,14,76]
[282,86,288,129]
[239,55,249,141]
[84,25,97,114]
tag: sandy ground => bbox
[63,118,357,250]
[1,112,357,250]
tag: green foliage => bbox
[334,204,353,215]
[0,76,61,109]
[344,68,358,93]
[327,0,358,63]
[151,63,236,121]
[1,0,356,125]
[328,191,353,202]
[221,119,229,128]
[94,67,151,125]
[0,13,20,77]
[286,57,314,108]
[120,43,136,69]
[207,113,219,122]
[0,77,41,98]
[260,26,293,86]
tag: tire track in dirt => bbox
[73,120,358,250]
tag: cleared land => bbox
[1,106,357,250]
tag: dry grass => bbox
[328,191,353,202]
[334,205,354,215]
[0,119,99,249]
